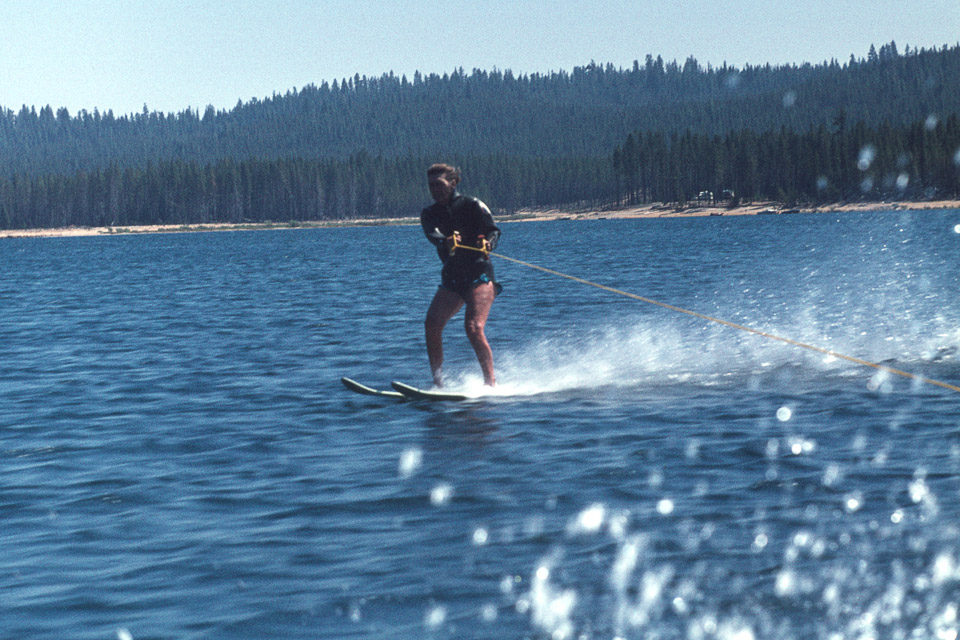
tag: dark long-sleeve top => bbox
[420,192,501,267]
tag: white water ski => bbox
[390,381,472,402]
[341,377,406,399]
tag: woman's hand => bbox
[445,231,461,254]
[476,235,491,255]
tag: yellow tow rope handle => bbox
[449,232,490,256]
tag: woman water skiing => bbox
[420,163,501,387]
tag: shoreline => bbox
[2,199,959,239]
[506,198,960,222]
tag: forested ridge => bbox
[0,154,613,229]
[1,42,959,229]
[4,115,958,230]
[614,114,960,206]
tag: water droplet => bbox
[844,492,862,512]
[526,562,577,638]
[117,630,134,640]
[932,553,957,584]
[811,539,826,558]
[656,498,674,515]
[608,511,629,539]
[611,536,641,589]
[942,602,958,625]
[823,583,840,604]
[725,625,756,640]
[785,545,799,563]
[816,175,829,191]
[909,478,929,503]
[472,527,489,546]
[424,604,447,628]
[867,369,891,392]
[896,172,909,190]
[752,532,769,551]
[775,570,796,596]
[481,603,498,622]
[430,483,453,506]
[858,145,876,171]
[398,448,422,478]
[776,406,792,422]
[852,433,868,452]
[694,480,709,497]
[823,464,841,487]
[891,509,904,523]
[925,113,939,130]
[782,90,797,107]
[789,438,815,455]
[570,503,605,533]
[953,224,960,234]
[766,439,780,458]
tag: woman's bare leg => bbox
[425,288,463,387]
[463,282,496,386]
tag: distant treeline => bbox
[614,114,960,205]
[0,154,612,230]
[2,42,960,230]
[1,42,958,176]
[2,114,958,230]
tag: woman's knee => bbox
[464,318,486,340]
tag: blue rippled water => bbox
[2,209,960,639]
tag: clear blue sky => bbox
[1,0,957,116]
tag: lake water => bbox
[2,210,960,639]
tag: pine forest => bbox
[1,42,959,230]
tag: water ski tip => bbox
[341,377,406,399]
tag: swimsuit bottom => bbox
[440,264,502,300]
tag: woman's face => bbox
[428,173,457,204]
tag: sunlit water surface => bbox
[2,210,960,639]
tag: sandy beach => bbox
[506,199,960,222]
[2,199,959,239]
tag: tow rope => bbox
[452,239,960,394]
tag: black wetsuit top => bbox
[420,192,501,299]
